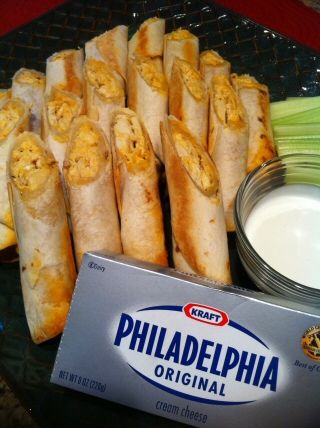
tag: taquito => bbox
[209,75,248,231]
[200,50,231,89]
[161,116,231,284]
[0,89,11,108]
[111,108,167,266]
[163,28,199,82]
[84,58,125,142]
[42,87,82,171]
[63,116,122,268]
[12,68,45,134]
[85,25,128,85]
[0,98,29,231]
[0,223,16,251]
[127,56,168,162]
[231,73,274,172]
[45,49,84,97]
[8,132,76,344]
[169,58,208,148]
[128,17,165,59]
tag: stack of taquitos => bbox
[0,16,279,345]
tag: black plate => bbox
[0,1,320,427]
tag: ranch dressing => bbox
[245,184,320,289]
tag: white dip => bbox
[245,184,320,289]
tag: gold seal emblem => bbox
[301,325,320,362]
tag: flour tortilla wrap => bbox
[231,73,274,172]
[128,17,165,59]
[0,89,11,108]
[111,108,167,266]
[63,116,122,268]
[84,58,125,142]
[0,98,29,232]
[209,75,248,231]
[169,58,208,148]
[85,25,128,85]
[200,50,231,89]
[42,87,82,171]
[8,132,76,344]
[161,116,231,283]
[45,49,83,97]
[127,56,168,162]
[12,68,45,134]
[0,223,16,251]
[163,28,199,82]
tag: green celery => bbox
[273,123,320,138]
[272,106,320,126]
[271,96,320,120]
[276,143,320,151]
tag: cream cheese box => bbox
[51,252,320,428]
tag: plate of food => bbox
[0,0,319,427]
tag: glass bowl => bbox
[234,154,320,307]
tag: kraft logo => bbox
[183,303,229,327]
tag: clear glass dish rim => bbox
[235,153,320,299]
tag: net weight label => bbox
[59,370,107,393]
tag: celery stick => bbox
[285,168,320,186]
[276,143,320,152]
[272,107,320,126]
[275,139,320,156]
[271,96,320,120]
[278,148,320,158]
[275,139,320,146]
[276,136,320,142]
[273,123,320,138]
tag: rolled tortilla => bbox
[231,73,274,172]
[169,58,208,148]
[0,89,11,108]
[161,115,231,283]
[127,56,168,162]
[45,49,84,97]
[0,98,29,230]
[8,131,76,344]
[163,28,199,83]
[0,223,16,251]
[42,87,82,171]
[85,25,128,84]
[12,68,46,134]
[209,75,248,231]
[63,116,122,268]
[84,58,125,142]
[111,108,167,266]
[200,50,231,89]
[128,17,165,59]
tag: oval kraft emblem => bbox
[183,303,229,327]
